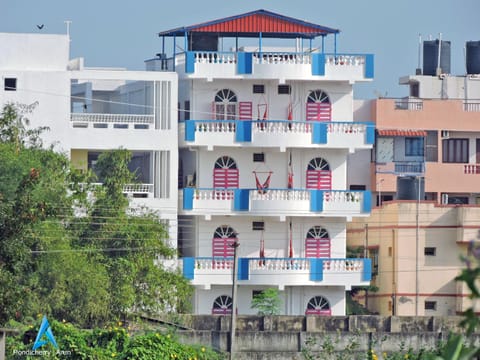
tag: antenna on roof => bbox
[416,34,422,75]
[64,20,72,42]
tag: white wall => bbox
[194,285,347,315]
[195,217,347,259]
[0,33,69,70]
[188,79,354,121]
[196,148,348,190]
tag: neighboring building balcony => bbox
[375,161,425,176]
[182,257,372,290]
[179,120,374,151]
[86,182,154,198]
[425,162,480,194]
[181,188,371,218]
[71,113,155,130]
[169,51,374,81]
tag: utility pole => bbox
[230,238,240,360]
[415,177,422,316]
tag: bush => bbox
[5,318,224,360]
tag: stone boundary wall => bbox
[172,315,480,359]
[177,315,470,333]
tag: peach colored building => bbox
[372,96,480,206]
[348,201,479,316]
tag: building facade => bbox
[348,201,479,316]
[151,10,375,315]
[346,39,480,316]
[0,32,179,243]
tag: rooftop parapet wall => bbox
[373,99,480,131]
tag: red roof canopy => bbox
[158,9,339,39]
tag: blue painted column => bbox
[311,53,326,76]
[365,122,375,144]
[183,188,194,210]
[183,257,195,280]
[237,52,253,74]
[365,54,374,78]
[234,189,250,211]
[310,190,324,212]
[362,190,372,213]
[238,258,250,280]
[312,122,328,144]
[185,120,195,141]
[185,52,195,73]
[362,258,372,281]
[309,259,324,281]
[235,120,252,142]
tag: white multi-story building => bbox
[0,32,179,243]
[150,10,375,315]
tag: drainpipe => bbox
[415,177,422,316]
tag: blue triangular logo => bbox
[32,316,58,350]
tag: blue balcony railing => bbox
[183,119,375,145]
[182,188,372,214]
[184,51,374,79]
[182,257,372,283]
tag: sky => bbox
[2,0,479,99]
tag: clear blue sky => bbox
[2,0,479,99]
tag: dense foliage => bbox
[0,104,192,327]
[5,318,224,359]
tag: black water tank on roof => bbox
[397,177,425,200]
[466,41,480,74]
[423,40,451,75]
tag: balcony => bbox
[170,51,373,82]
[71,113,154,130]
[425,163,480,194]
[182,257,372,290]
[180,120,374,151]
[375,161,425,176]
[181,188,371,218]
[85,183,154,198]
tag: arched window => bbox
[305,226,331,258]
[214,89,237,120]
[212,225,238,258]
[213,156,239,188]
[212,295,233,315]
[305,296,331,316]
[306,157,331,189]
[306,89,331,121]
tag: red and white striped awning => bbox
[377,129,427,137]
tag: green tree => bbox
[75,149,193,321]
[0,105,192,327]
[251,288,282,315]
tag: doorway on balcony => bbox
[305,296,331,315]
[213,89,237,120]
[212,295,233,315]
[213,156,239,189]
[306,89,331,121]
[305,226,331,258]
[306,157,331,189]
[212,225,238,258]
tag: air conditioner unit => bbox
[441,193,449,204]
[441,130,450,138]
